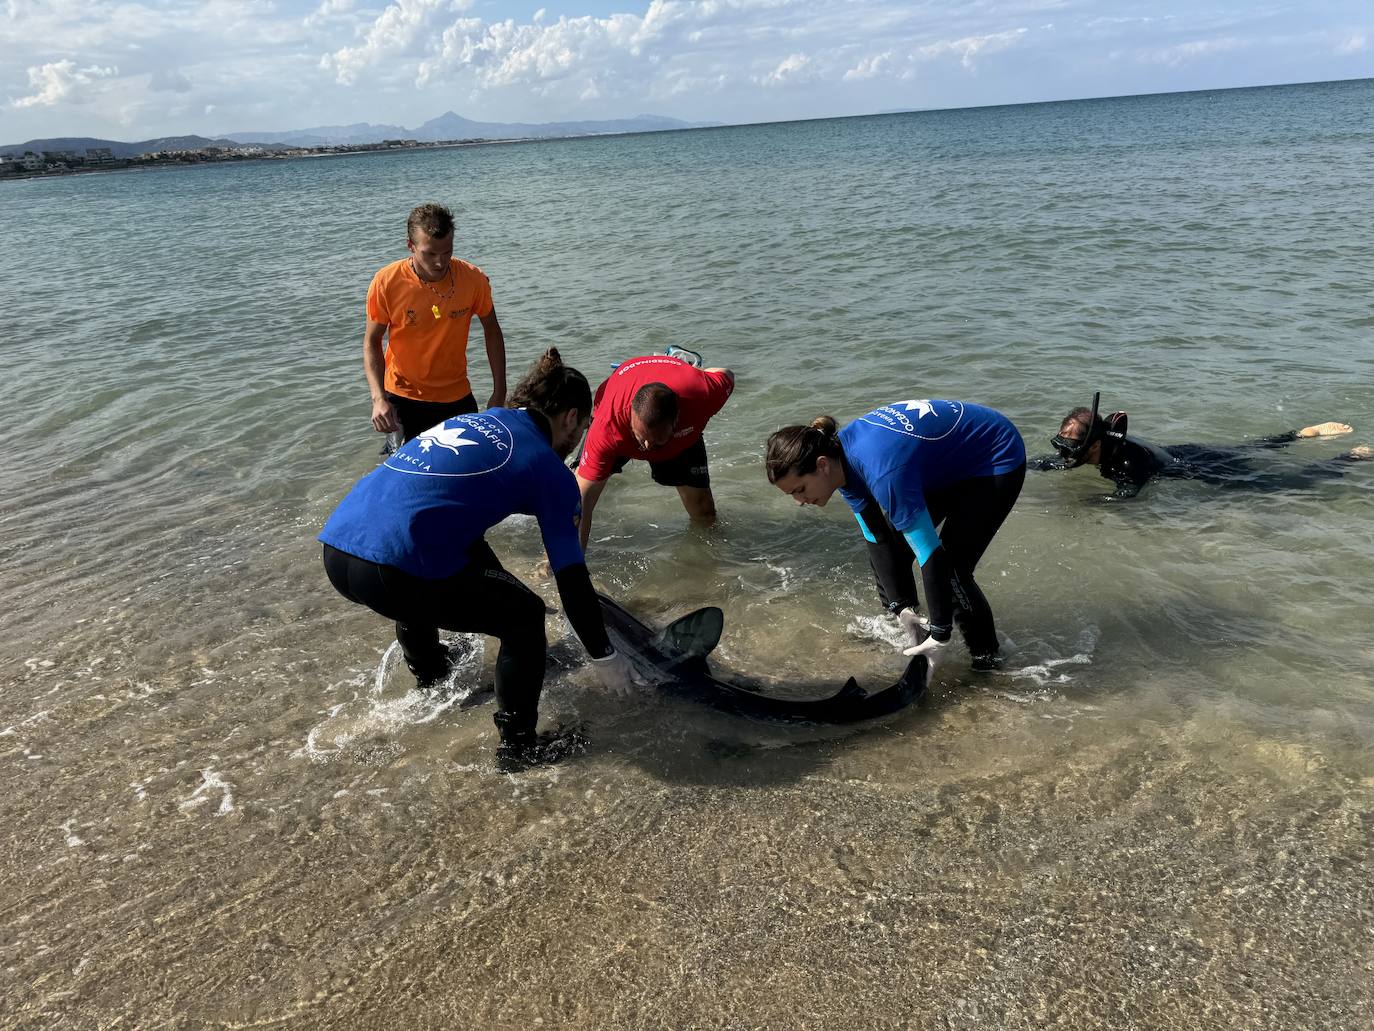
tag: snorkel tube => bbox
[1051,392,1130,468]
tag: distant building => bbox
[85,147,116,165]
[21,152,43,171]
[382,139,418,148]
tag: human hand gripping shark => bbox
[594,593,929,724]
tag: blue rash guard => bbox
[838,399,1026,563]
[319,407,585,578]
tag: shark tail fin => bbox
[652,606,725,660]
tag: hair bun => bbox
[809,415,838,437]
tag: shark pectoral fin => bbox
[900,654,928,690]
[652,606,725,660]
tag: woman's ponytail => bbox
[509,347,592,419]
[765,416,843,483]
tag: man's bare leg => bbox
[677,485,717,524]
[1297,421,1353,438]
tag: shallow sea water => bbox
[1,80,1372,1028]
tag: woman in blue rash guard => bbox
[766,400,1027,674]
[319,348,634,772]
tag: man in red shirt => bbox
[574,354,735,552]
[363,203,507,442]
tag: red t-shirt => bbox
[578,356,734,482]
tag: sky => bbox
[1,0,1371,142]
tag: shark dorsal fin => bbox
[837,676,867,700]
[652,606,724,660]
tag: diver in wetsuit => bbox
[319,348,635,773]
[1034,393,1370,500]
[766,399,1027,674]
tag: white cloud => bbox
[11,60,117,108]
[149,68,192,93]
[1334,32,1366,55]
[321,0,472,84]
[1134,37,1247,66]
[844,51,896,82]
[917,28,1029,70]
[396,1,1036,106]
[760,52,814,87]
[842,28,1029,82]
[306,0,355,28]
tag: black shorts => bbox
[577,436,711,489]
[388,391,478,443]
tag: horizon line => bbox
[9,74,1371,148]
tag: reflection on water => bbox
[2,80,1374,1027]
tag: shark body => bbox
[597,593,928,725]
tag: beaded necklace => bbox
[411,258,456,319]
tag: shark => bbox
[595,593,928,724]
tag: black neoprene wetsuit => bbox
[844,454,1026,659]
[1031,431,1361,499]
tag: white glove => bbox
[590,649,637,697]
[902,634,947,680]
[896,607,929,651]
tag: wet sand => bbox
[4,569,1370,1029]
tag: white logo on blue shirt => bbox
[385,414,515,477]
[899,399,935,419]
[859,399,963,441]
[417,424,482,456]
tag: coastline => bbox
[0,135,543,184]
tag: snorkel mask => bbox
[1050,392,1129,468]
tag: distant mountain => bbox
[225,122,410,147]
[0,134,249,158]
[225,111,713,147]
[2,112,716,160]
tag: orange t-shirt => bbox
[366,257,494,402]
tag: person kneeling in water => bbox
[319,348,635,772]
[766,400,1027,674]
[1036,392,1370,500]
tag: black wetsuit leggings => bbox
[925,464,1026,657]
[322,541,546,729]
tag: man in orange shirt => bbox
[363,203,507,442]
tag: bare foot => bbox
[1348,445,1374,460]
[1297,421,1353,438]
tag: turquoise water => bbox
[2,80,1372,1028]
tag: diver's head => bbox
[1050,393,1127,468]
[509,347,592,458]
[630,383,678,451]
[766,416,846,506]
[1053,407,1104,467]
